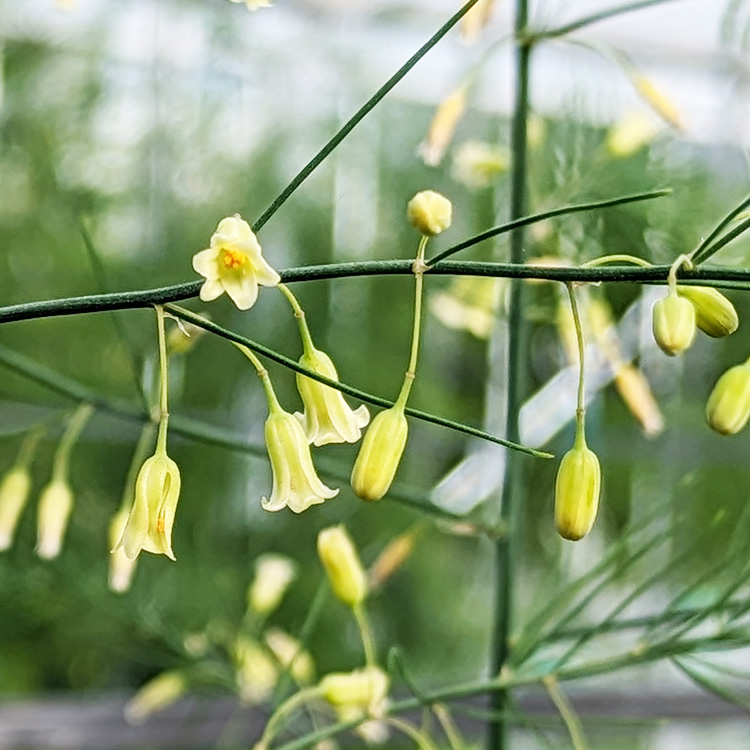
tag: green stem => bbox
[15,426,45,470]
[52,403,94,482]
[154,305,170,453]
[489,1,530,748]
[233,343,283,414]
[566,283,587,447]
[278,283,316,354]
[353,602,377,667]
[582,254,652,268]
[251,0,482,233]
[255,686,323,750]
[386,717,437,750]
[542,676,588,750]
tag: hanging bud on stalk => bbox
[706,362,750,435]
[36,479,74,560]
[317,525,367,607]
[0,466,32,551]
[554,440,601,541]
[652,292,696,356]
[676,286,738,338]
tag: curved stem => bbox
[155,305,170,453]
[582,254,652,268]
[667,254,694,295]
[278,283,316,354]
[52,403,94,481]
[233,343,282,414]
[386,717,438,750]
[254,686,323,750]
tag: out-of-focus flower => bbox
[36,479,74,560]
[677,286,738,338]
[317,525,367,607]
[248,553,297,615]
[125,671,187,724]
[295,347,369,446]
[461,0,495,42]
[0,466,31,551]
[265,628,315,685]
[632,75,684,130]
[605,111,661,157]
[192,215,280,310]
[235,637,278,703]
[451,140,509,188]
[116,450,181,561]
[351,405,408,501]
[368,529,417,589]
[262,407,339,513]
[430,276,502,339]
[419,87,468,167]
[614,365,665,438]
[108,506,137,593]
[706,362,750,435]
[554,440,601,541]
[652,293,695,356]
[526,113,546,149]
[319,666,389,716]
[230,0,272,10]
[55,0,78,10]
[406,191,452,236]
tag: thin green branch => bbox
[534,0,686,41]
[691,216,750,266]
[165,304,551,458]
[251,0,482,233]
[691,191,750,262]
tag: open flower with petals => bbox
[295,347,369,446]
[263,407,339,514]
[116,449,181,561]
[192,215,280,310]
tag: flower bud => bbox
[676,286,738,338]
[368,530,416,589]
[350,406,408,501]
[554,443,601,541]
[36,479,74,559]
[248,553,297,615]
[0,467,31,551]
[319,666,389,714]
[235,637,278,704]
[652,293,695,356]
[706,363,750,435]
[317,525,367,606]
[406,190,452,236]
[265,628,315,685]
[125,671,187,724]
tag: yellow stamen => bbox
[222,248,247,269]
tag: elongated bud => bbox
[554,443,601,541]
[652,293,695,356]
[36,479,74,559]
[248,553,297,615]
[406,190,452,236]
[319,666,389,713]
[235,637,278,703]
[368,530,416,589]
[706,363,750,435]
[351,406,408,501]
[614,365,664,437]
[0,467,32,551]
[125,671,187,724]
[317,525,367,606]
[419,86,467,167]
[676,286,738,338]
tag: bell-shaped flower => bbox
[351,405,408,501]
[0,466,32,551]
[36,479,74,560]
[295,346,369,446]
[192,214,280,310]
[262,407,339,514]
[108,506,138,593]
[116,449,181,561]
[317,525,367,607]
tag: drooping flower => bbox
[317,525,367,607]
[554,440,601,541]
[0,466,31,551]
[116,450,181,561]
[262,407,339,514]
[192,215,280,310]
[248,553,297,615]
[36,479,74,560]
[295,346,369,446]
[652,292,696,356]
[351,405,408,501]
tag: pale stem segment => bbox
[565,283,587,447]
[542,675,588,750]
[386,717,438,750]
[582,254,652,269]
[234,342,283,414]
[278,283,316,353]
[254,686,324,750]
[52,403,94,482]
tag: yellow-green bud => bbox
[554,443,601,541]
[652,293,695,356]
[248,553,297,615]
[676,286,738,338]
[317,525,367,606]
[125,671,187,724]
[264,628,315,685]
[36,479,74,560]
[0,467,31,551]
[406,190,452,236]
[350,406,408,501]
[319,666,389,713]
[706,363,750,435]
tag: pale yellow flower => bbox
[0,466,31,551]
[125,671,186,724]
[36,479,74,560]
[295,347,369,446]
[263,407,339,513]
[320,666,389,716]
[264,628,315,685]
[418,86,468,167]
[116,450,181,561]
[248,553,297,615]
[235,637,278,703]
[192,215,280,310]
[451,141,509,188]
[108,506,137,593]
[230,0,272,9]
[317,525,367,607]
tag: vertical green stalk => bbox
[489,1,530,749]
[155,305,170,454]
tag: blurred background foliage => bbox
[1,0,750,747]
